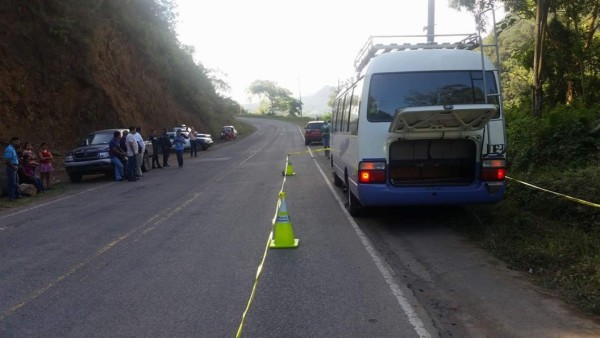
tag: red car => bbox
[304,121,325,145]
[220,125,237,141]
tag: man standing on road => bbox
[321,120,331,158]
[109,131,126,181]
[189,127,198,158]
[160,128,171,167]
[134,127,145,177]
[126,126,138,181]
[3,136,21,201]
[148,129,162,169]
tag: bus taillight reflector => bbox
[358,162,386,184]
[481,159,506,181]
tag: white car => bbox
[168,131,213,151]
[197,133,213,150]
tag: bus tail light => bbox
[359,162,386,184]
[481,159,506,181]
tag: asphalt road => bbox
[1,117,599,337]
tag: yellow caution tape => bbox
[506,176,600,208]
[236,226,273,338]
[287,147,331,156]
[237,160,290,337]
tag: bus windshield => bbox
[367,71,499,122]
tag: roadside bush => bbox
[507,106,600,172]
[508,167,600,232]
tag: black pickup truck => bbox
[64,129,151,182]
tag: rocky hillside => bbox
[0,1,237,153]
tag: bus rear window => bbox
[367,71,499,122]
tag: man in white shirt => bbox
[134,127,146,177]
[126,126,139,181]
[189,127,198,157]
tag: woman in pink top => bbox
[38,142,54,190]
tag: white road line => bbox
[311,151,433,338]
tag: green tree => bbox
[247,80,302,116]
[449,0,550,116]
[483,18,534,109]
[450,0,600,116]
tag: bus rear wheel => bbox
[333,172,343,187]
[344,175,363,217]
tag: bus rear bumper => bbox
[357,181,506,206]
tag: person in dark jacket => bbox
[120,130,129,153]
[148,129,162,169]
[160,128,171,167]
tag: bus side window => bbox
[333,98,342,132]
[339,93,347,133]
[350,81,362,135]
[345,88,353,132]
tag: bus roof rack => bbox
[354,33,481,73]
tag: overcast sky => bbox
[174,0,503,104]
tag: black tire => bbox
[346,190,363,217]
[344,175,363,217]
[68,173,82,183]
[305,140,309,145]
[333,172,343,187]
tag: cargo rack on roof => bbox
[354,33,481,74]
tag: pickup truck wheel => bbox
[68,173,82,183]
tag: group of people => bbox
[2,126,193,200]
[3,137,54,201]
[108,127,187,182]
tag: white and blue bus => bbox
[331,35,507,215]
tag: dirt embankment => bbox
[0,2,207,155]
[0,2,214,194]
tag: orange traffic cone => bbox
[282,155,296,176]
[269,191,299,249]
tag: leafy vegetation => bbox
[453,0,600,117]
[103,0,242,125]
[447,1,600,315]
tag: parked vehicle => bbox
[197,133,213,150]
[171,125,213,150]
[304,120,325,145]
[173,125,192,133]
[220,126,237,141]
[331,34,506,215]
[64,129,151,182]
